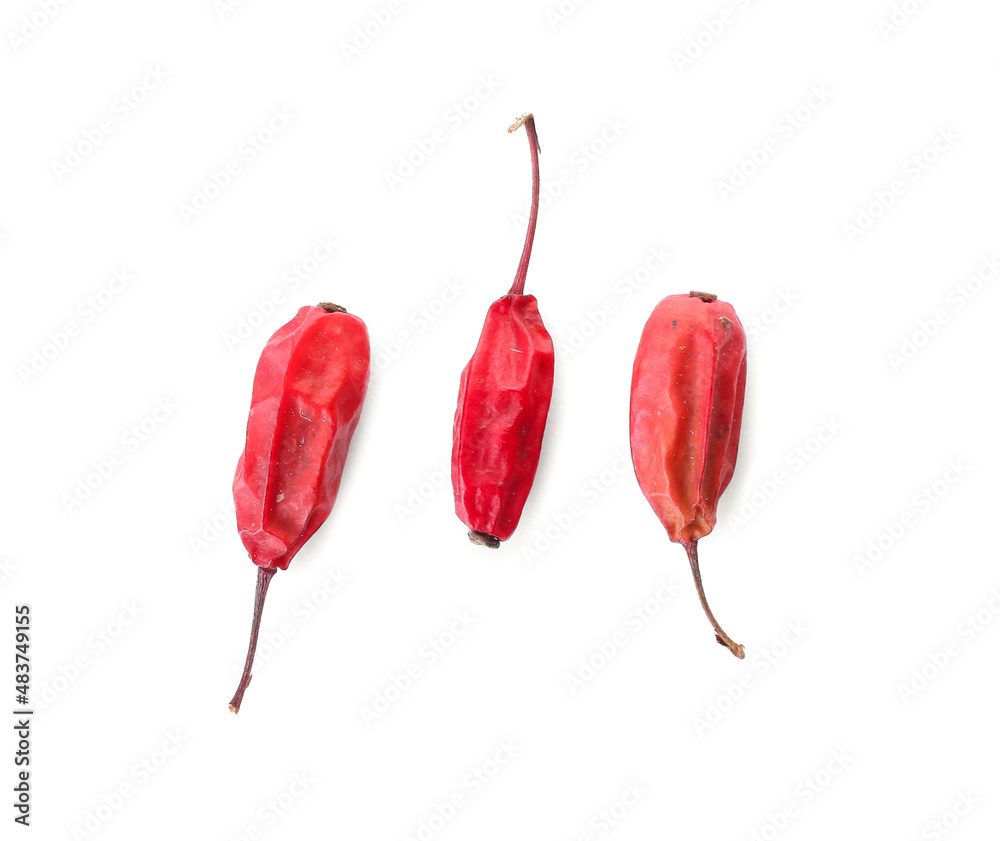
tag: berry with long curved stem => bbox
[228,303,370,712]
[630,291,748,659]
[450,112,554,546]
[229,566,276,713]
[684,541,744,659]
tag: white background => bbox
[2,0,999,838]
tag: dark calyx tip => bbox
[468,530,501,549]
[690,291,718,302]
[317,302,347,313]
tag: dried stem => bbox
[684,541,745,659]
[229,566,277,713]
[507,113,540,296]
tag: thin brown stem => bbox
[684,541,745,659]
[507,113,540,296]
[229,565,277,713]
